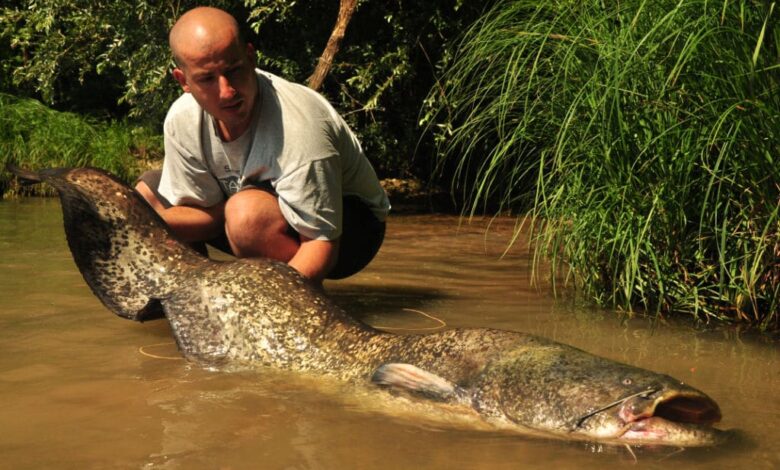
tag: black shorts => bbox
[137,170,385,279]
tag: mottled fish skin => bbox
[18,167,207,320]
[8,165,727,447]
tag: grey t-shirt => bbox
[158,69,390,240]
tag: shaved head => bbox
[168,6,259,141]
[169,7,243,69]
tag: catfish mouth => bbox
[617,391,723,446]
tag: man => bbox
[136,6,390,284]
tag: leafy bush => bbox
[244,0,486,177]
[1,0,485,180]
[0,1,209,120]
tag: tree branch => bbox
[307,0,357,91]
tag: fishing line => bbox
[623,444,638,463]
[138,342,184,361]
[373,308,447,331]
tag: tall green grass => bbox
[430,0,779,329]
[0,93,162,196]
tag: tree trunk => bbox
[307,0,357,91]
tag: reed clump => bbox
[431,0,779,329]
[0,93,162,196]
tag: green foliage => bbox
[0,93,162,196]
[244,0,486,178]
[0,0,232,122]
[1,0,485,179]
[430,0,780,328]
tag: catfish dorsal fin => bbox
[371,363,469,404]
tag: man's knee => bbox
[224,189,286,233]
[224,188,298,259]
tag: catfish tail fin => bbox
[6,162,43,185]
[10,165,208,322]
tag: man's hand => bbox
[136,180,226,242]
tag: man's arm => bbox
[159,203,226,242]
[136,180,225,242]
[288,236,339,283]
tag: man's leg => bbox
[135,170,384,278]
[224,190,384,278]
[223,188,300,262]
[326,196,385,279]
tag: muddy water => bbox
[0,198,777,469]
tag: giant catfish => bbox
[7,165,726,447]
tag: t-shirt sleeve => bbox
[158,115,225,207]
[274,156,343,241]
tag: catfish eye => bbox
[623,378,633,385]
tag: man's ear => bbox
[172,68,191,93]
[246,43,256,67]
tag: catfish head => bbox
[372,339,725,447]
[472,342,725,446]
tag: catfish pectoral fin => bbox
[371,363,470,404]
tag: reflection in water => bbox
[0,200,777,469]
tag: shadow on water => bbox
[328,284,450,322]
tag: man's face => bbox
[172,36,258,140]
